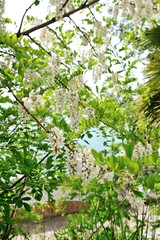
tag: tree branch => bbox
[17,0,100,37]
[61,0,70,10]
[7,85,48,132]
[88,6,97,22]
[27,34,52,56]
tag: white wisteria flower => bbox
[48,126,64,154]
[43,54,61,85]
[0,0,5,31]
[24,69,41,85]
[66,148,83,176]
[126,190,145,209]
[81,49,93,65]
[99,171,114,184]
[84,107,95,118]
[22,93,45,112]
[132,142,152,159]
[55,88,67,113]
[92,64,102,83]
[18,104,30,120]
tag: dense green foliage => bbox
[0,0,160,239]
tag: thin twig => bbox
[47,26,69,49]
[88,6,97,22]
[27,34,52,56]
[61,0,70,10]
[0,50,15,57]
[68,16,97,56]
[6,117,18,130]
[55,76,69,90]
[17,1,36,35]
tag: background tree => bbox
[138,26,160,126]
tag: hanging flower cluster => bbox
[66,148,83,176]
[18,93,45,120]
[24,69,41,85]
[117,170,145,209]
[0,0,5,31]
[81,49,93,65]
[111,71,121,95]
[44,54,61,86]
[81,148,100,182]
[22,93,45,112]
[98,169,114,184]
[92,64,103,84]
[55,76,83,129]
[48,0,68,21]
[126,190,144,209]
[18,104,30,120]
[67,147,114,184]
[132,142,152,159]
[48,126,64,154]
[55,88,66,114]
[113,0,154,25]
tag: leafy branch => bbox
[6,83,74,152]
[7,152,51,191]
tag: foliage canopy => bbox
[0,0,160,239]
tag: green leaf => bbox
[93,37,104,44]
[154,183,160,192]
[16,200,23,208]
[133,190,144,198]
[88,58,97,69]
[22,197,31,201]
[5,32,11,44]
[23,202,31,212]
[15,52,23,60]
[4,18,12,24]
[35,192,43,201]
[133,163,139,174]
[12,150,22,162]
[46,155,54,169]
[122,141,134,159]
[91,149,99,160]
[156,158,160,166]
[34,0,40,6]
[152,152,159,162]
[11,34,18,45]
[3,216,14,225]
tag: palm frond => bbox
[141,25,160,50]
[141,91,160,126]
[138,27,160,126]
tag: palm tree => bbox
[138,26,160,126]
